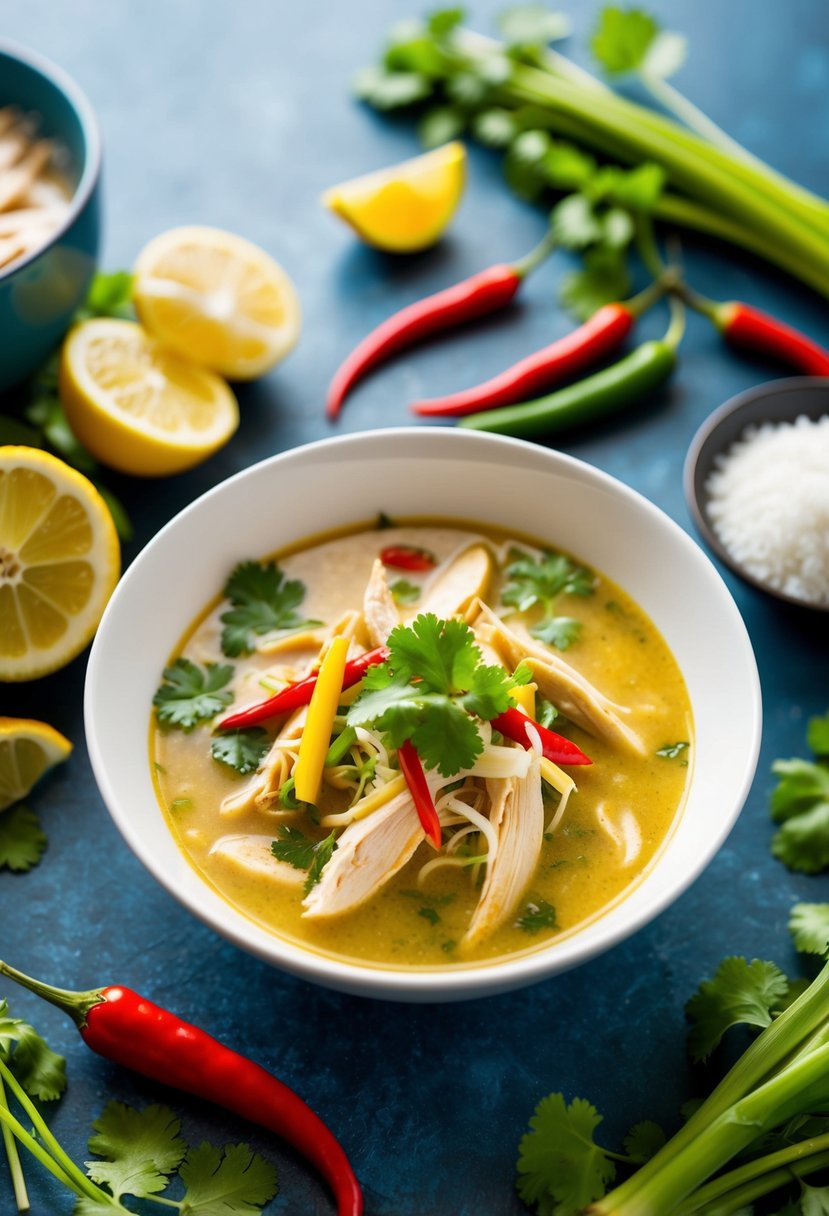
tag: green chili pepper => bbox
[459,299,684,439]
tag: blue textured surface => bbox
[1,3,829,1214]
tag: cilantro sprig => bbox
[153,659,234,730]
[502,547,595,651]
[219,561,321,657]
[770,710,829,873]
[211,728,270,775]
[272,825,338,893]
[346,613,515,776]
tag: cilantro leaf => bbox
[685,957,791,1062]
[550,193,604,250]
[419,906,441,924]
[178,1141,278,1216]
[516,899,558,934]
[623,1120,666,1164]
[153,659,234,730]
[540,142,597,192]
[770,758,829,821]
[808,711,829,758]
[272,827,338,893]
[772,801,829,874]
[427,9,464,39]
[591,7,659,74]
[85,1102,187,1200]
[531,617,582,651]
[656,741,690,760]
[220,561,319,657]
[0,1000,66,1101]
[801,1184,829,1216]
[503,548,595,612]
[0,804,47,872]
[347,615,514,776]
[211,729,270,776]
[77,270,135,320]
[389,578,421,605]
[560,246,631,321]
[517,1093,617,1213]
[789,903,829,956]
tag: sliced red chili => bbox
[397,739,442,848]
[492,706,591,766]
[218,646,389,732]
[411,302,636,417]
[379,544,436,571]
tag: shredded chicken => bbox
[209,834,305,887]
[420,544,493,621]
[363,558,400,646]
[472,601,645,755]
[463,751,545,948]
[302,787,425,918]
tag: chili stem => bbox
[511,226,557,278]
[0,1076,28,1213]
[0,1058,109,1207]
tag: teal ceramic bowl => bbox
[0,41,101,392]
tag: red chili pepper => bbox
[715,301,829,375]
[0,960,363,1216]
[410,302,636,417]
[397,739,442,849]
[326,230,557,419]
[492,706,591,766]
[219,645,389,732]
[379,544,436,571]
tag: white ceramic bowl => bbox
[85,429,762,1002]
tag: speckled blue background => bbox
[1,2,828,1213]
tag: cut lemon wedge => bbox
[59,318,239,477]
[0,717,73,810]
[323,141,467,252]
[132,225,301,379]
[0,447,120,681]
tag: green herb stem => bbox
[597,961,829,1212]
[0,1093,90,1203]
[674,1137,829,1215]
[0,1076,28,1213]
[0,1058,110,1207]
[511,225,558,278]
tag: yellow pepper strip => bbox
[540,756,575,800]
[321,775,407,828]
[293,636,349,805]
[510,679,537,718]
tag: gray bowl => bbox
[683,377,829,612]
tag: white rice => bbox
[705,414,829,605]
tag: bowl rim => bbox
[86,427,762,1000]
[683,376,829,613]
[0,39,102,282]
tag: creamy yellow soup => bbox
[151,520,692,969]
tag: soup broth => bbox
[151,520,692,969]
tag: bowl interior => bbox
[683,377,829,611]
[86,430,761,1001]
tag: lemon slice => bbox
[0,447,120,681]
[0,717,73,810]
[59,318,240,477]
[323,141,467,252]
[132,226,301,379]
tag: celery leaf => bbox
[685,957,791,1062]
[517,1093,617,1214]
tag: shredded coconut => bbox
[705,414,829,605]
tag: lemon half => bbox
[133,226,301,380]
[0,447,120,681]
[59,318,240,477]
[323,141,467,252]
[0,717,73,810]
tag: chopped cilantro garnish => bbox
[153,659,234,730]
[502,547,594,650]
[656,741,690,760]
[418,906,441,925]
[516,898,558,934]
[0,804,47,872]
[219,561,321,657]
[272,826,337,893]
[346,613,514,776]
[389,578,421,605]
[211,728,270,775]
